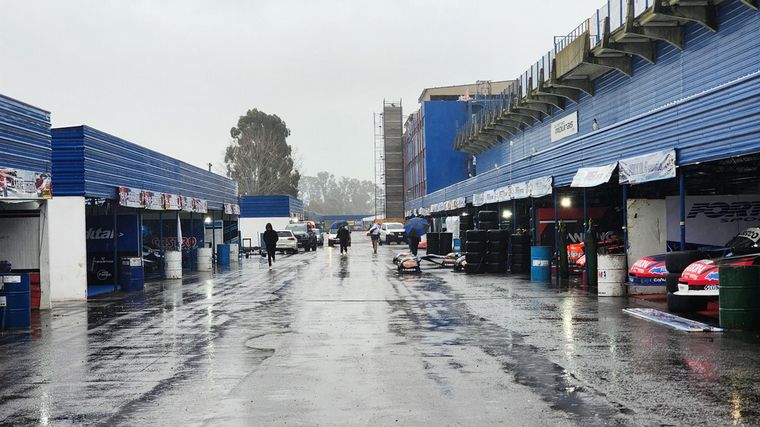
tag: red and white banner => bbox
[192,198,208,213]
[141,191,164,210]
[224,203,240,215]
[162,193,182,210]
[0,167,52,200]
[118,186,143,208]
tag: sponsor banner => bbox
[496,186,511,202]
[141,190,164,210]
[224,203,234,215]
[550,111,578,143]
[570,163,617,188]
[180,195,193,212]
[162,193,182,210]
[418,207,430,216]
[118,186,143,208]
[192,198,208,213]
[511,182,529,199]
[473,192,485,207]
[528,176,553,198]
[666,194,760,247]
[0,167,52,199]
[619,149,676,185]
[484,189,497,204]
[455,197,466,209]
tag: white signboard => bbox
[571,163,617,188]
[496,186,511,202]
[455,197,466,209]
[619,149,676,185]
[511,182,529,199]
[473,193,485,207]
[666,194,760,247]
[550,111,578,143]
[528,176,553,198]
[484,190,497,204]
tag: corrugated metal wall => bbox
[423,101,470,194]
[240,195,303,218]
[0,94,51,172]
[407,0,760,210]
[51,126,238,208]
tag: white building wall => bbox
[43,197,87,302]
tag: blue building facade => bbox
[240,195,304,218]
[403,101,471,200]
[406,0,760,211]
[0,95,51,174]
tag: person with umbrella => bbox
[337,224,351,255]
[405,216,429,256]
[367,220,381,254]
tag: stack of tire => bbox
[665,250,707,312]
[459,213,474,252]
[464,211,509,274]
[510,234,531,273]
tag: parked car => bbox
[379,222,406,245]
[286,222,317,251]
[313,226,324,247]
[275,230,298,254]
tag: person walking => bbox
[367,221,381,254]
[407,226,421,256]
[263,223,279,268]
[337,225,350,255]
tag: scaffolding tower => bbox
[373,112,386,219]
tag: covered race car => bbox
[628,254,668,286]
[569,238,625,273]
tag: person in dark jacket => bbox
[407,227,420,256]
[337,225,350,255]
[263,223,279,268]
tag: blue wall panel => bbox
[422,101,471,193]
[0,95,51,172]
[51,126,238,208]
[240,195,303,218]
[407,0,760,210]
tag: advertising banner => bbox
[550,111,578,143]
[455,197,466,209]
[511,182,529,199]
[179,195,193,212]
[0,167,52,199]
[484,189,497,204]
[140,190,163,210]
[619,149,676,185]
[162,193,182,210]
[528,176,553,198]
[472,193,485,207]
[117,186,143,208]
[85,214,140,286]
[496,186,511,202]
[571,163,617,188]
[224,203,241,215]
[192,198,208,213]
[666,194,760,248]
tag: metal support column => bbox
[530,197,536,245]
[622,185,628,258]
[112,201,118,289]
[553,189,559,283]
[679,171,686,250]
[159,211,165,279]
[211,210,217,265]
[583,188,588,288]
[189,212,194,271]
[512,199,517,233]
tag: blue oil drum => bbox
[120,257,145,292]
[217,244,231,266]
[530,246,552,282]
[0,273,31,330]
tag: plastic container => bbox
[530,246,552,281]
[217,244,230,266]
[0,273,31,330]
[230,244,239,263]
[197,247,213,271]
[164,251,183,279]
[597,254,627,297]
[120,257,145,291]
[720,265,760,330]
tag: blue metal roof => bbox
[51,125,238,208]
[239,195,303,218]
[0,94,51,172]
[407,0,760,210]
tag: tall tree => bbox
[299,171,379,215]
[224,109,300,196]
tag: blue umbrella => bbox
[331,221,349,230]
[404,217,429,237]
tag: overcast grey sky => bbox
[1,0,603,181]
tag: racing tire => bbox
[488,240,508,252]
[466,230,487,242]
[478,210,499,223]
[666,292,710,313]
[511,243,529,253]
[459,215,475,229]
[478,221,497,231]
[511,263,526,273]
[511,234,530,244]
[486,229,509,242]
[464,262,483,274]
[466,252,483,264]
[465,241,485,252]
[666,273,681,293]
[485,262,506,273]
[486,252,507,263]
[665,250,705,274]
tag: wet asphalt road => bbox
[3,240,760,425]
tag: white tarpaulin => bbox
[484,189,497,204]
[571,163,617,188]
[619,149,676,185]
[473,193,485,207]
[455,197,466,209]
[511,182,529,199]
[496,186,511,202]
[528,176,553,198]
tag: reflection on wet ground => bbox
[2,241,760,425]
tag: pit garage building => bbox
[405,0,760,280]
